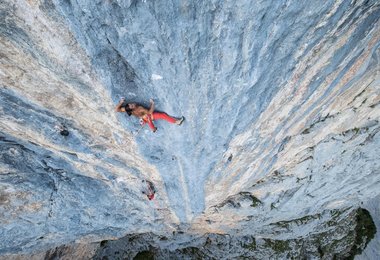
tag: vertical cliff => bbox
[1,0,379,258]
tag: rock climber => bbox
[115,98,184,132]
[141,180,156,200]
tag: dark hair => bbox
[126,108,132,116]
[124,104,132,116]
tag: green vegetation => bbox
[180,247,207,259]
[325,207,351,227]
[346,208,377,259]
[133,251,155,260]
[250,195,262,207]
[263,239,290,253]
[94,208,375,259]
[242,237,256,250]
[274,213,321,228]
[100,240,108,247]
[219,192,262,209]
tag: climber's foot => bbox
[176,117,185,125]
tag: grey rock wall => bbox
[1,0,380,258]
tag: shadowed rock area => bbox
[1,0,380,259]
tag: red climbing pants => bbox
[145,112,176,131]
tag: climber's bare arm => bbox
[115,98,125,112]
[148,99,155,114]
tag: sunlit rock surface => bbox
[1,0,379,258]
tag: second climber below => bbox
[115,98,184,132]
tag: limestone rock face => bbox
[0,0,379,258]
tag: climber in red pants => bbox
[115,98,184,132]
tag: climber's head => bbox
[128,103,137,109]
[119,103,135,116]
